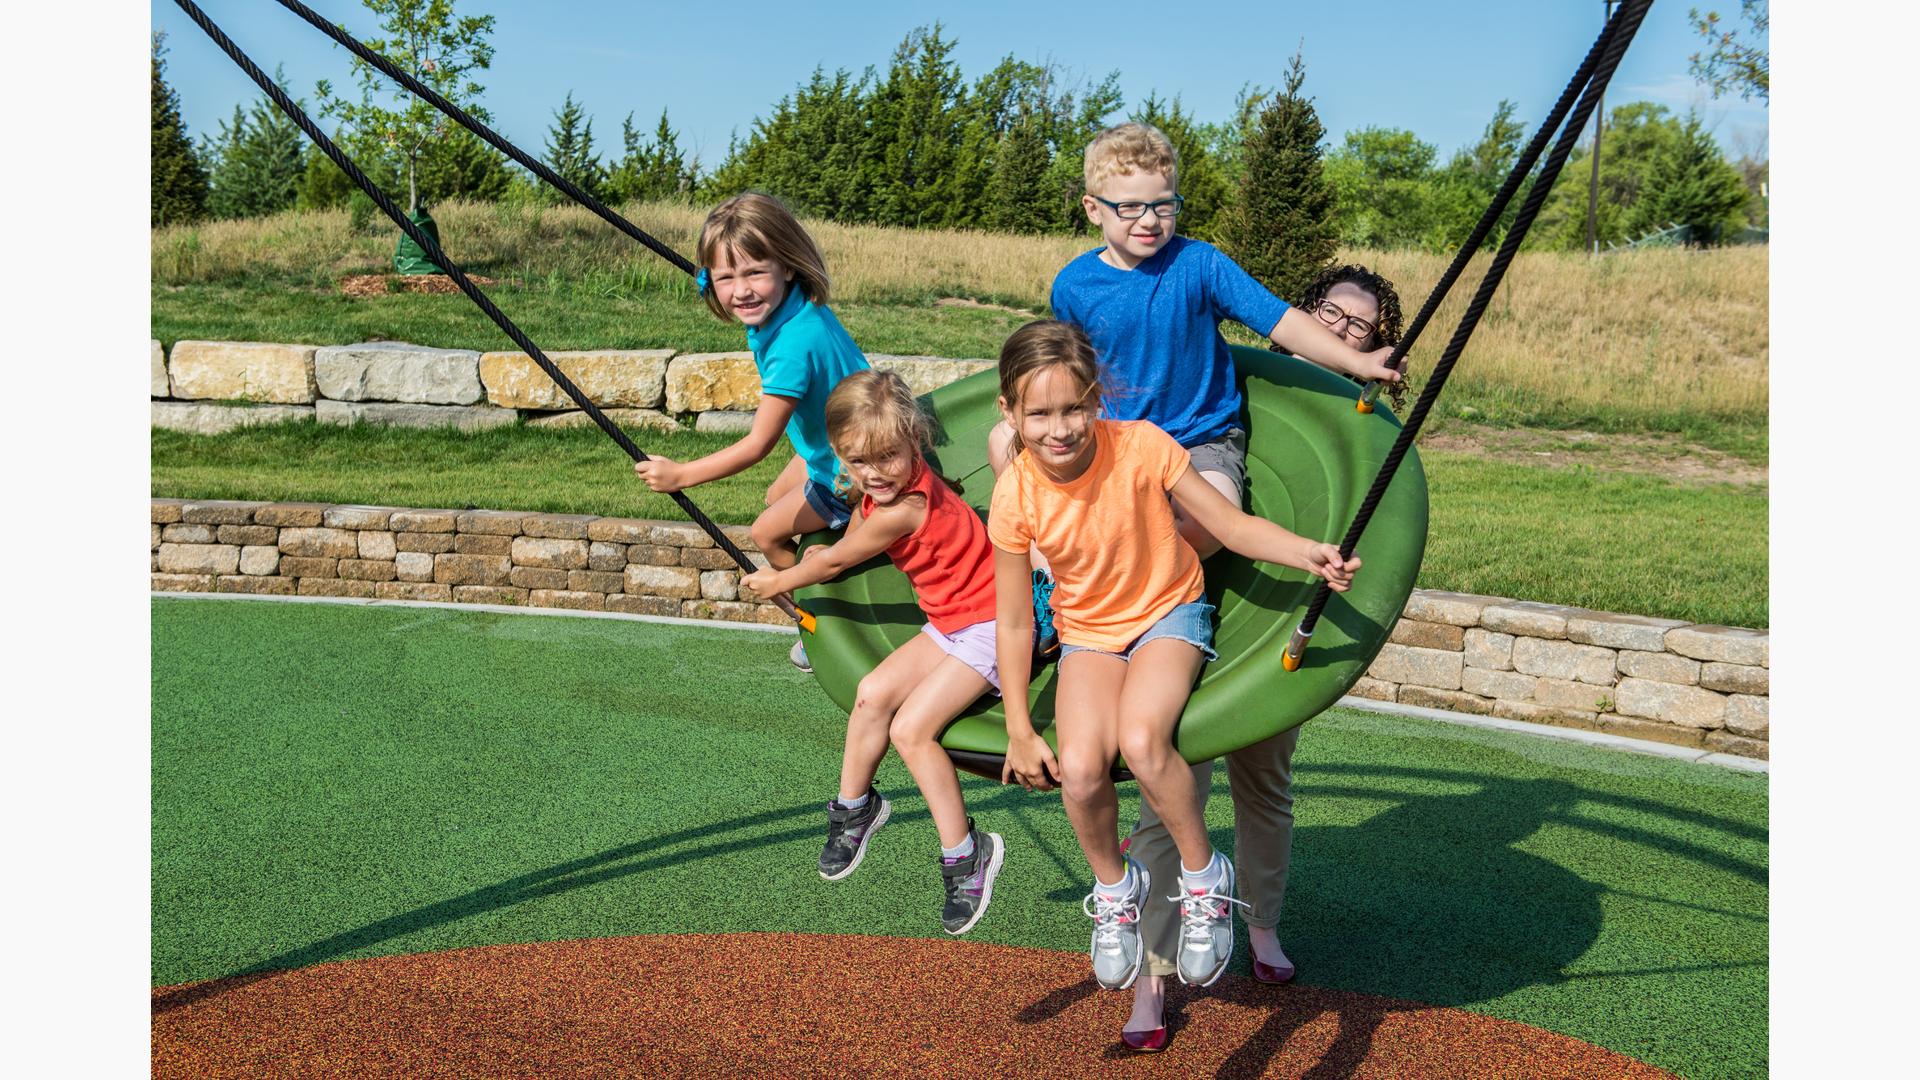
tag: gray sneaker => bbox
[1082,861,1150,990]
[789,639,812,673]
[939,822,1005,935]
[1175,858,1249,987]
[818,791,889,880]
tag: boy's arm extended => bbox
[738,496,921,599]
[634,394,796,492]
[1169,466,1360,592]
[1268,307,1403,385]
[995,545,1058,790]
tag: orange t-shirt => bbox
[988,420,1204,652]
[862,462,997,634]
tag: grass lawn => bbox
[151,421,1769,627]
[151,598,1769,1080]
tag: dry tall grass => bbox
[153,199,1768,423]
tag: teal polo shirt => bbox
[744,288,871,487]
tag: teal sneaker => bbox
[1032,569,1059,660]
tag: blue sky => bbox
[155,0,1768,167]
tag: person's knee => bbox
[852,672,898,719]
[987,420,1015,475]
[1059,748,1113,802]
[749,509,788,552]
[888,711,938,749]
[1118,725,1177,778]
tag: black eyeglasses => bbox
[1310,298,1377,342]
[1090,194,1185,220]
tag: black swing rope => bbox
[1282,0,1653,671]
[170,0,814,630]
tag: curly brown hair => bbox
[1301,264,1410,410]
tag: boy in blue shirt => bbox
[986,122,1402,1050]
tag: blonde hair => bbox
[695,192,831,321]
[997,320,1103,455]
[1083,122,1179,194]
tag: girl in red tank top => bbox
[741,370,1007,936]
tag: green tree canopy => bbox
[203,67,308,220]
[1131,93,1229,240]
[1629,112,1751,244]
[1220,48,1337,303]
[605,110,696,204]
[1689,2,1768,102]
[542,91,605,201]
[151,30,208,227]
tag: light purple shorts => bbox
[922,618,1001,693]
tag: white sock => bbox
[1094,862,1135,898]
[1181,852,1227,891]
[940,834,975,860]
[835,791,870,810]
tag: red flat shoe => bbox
[1252,957,1296,984]
[1121,1025,1168,1053]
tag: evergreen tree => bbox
[868,25,969,227]
[1220,48,1336,304]
[204,68,308,220]
[1630,112,1751,245]
[542,92,604,200]
[986,107,1054,233]
[607,109,695,203]
[151,30,208,227]
[1531,101,1684,250]
[295,137,368,210]
[1131,93,1229,240]
[418,126,512,203]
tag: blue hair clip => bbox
[694,267,710,293]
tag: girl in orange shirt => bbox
[987,321,1360,1022]
[742,369,1006,935]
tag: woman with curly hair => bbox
[1298,263,1411,411]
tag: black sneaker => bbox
[940,820,1006,935]
[819,790,890,881]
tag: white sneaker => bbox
[789,639,812,672]
[1175,857,1249,987]
[1083,861,1150,990]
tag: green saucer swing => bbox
[794,344,1429,777]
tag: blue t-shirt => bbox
[1050,235,1290,447]
[744,287,871,487]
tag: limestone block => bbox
[1400,590,1509,627]
[868,355,995,398]
[626,563,702,599]
[280,557,337,578]
[1665,625,1768,667]
[1533,678,1616,712]
[701,570,740,601]
[1617,650,1700,685]
[1366,644,1462,691]
[694,410,756,434]
[586,517,653,544]
[1512,638,1616,685]
[457,510,524,536]
[299,577,376,598]
[167,341,317,403]
[216,574,296,596]
[375,582,453,602]
[721,525,757,551]
[606,594,683,618]
[152,401,315,434]
[151,500,188,524]
[1397,687,1492,715]
[530,589,606,612]
[151,340,170,397]
[254,503,329,527]
[520,514,598,540]
[315,399,516,431]
[239,545,279,576]
[218,525,278,546]
[395,532,455,554]
[157,543,239,575]
[339,559,397,582]
[315,342,483,404]
[151,573,214,593]
[183,500,266,525]
[680,547,742,571]
[1389,619,1465,651]
[681,599,792,626]
[395,552,435,582]
[1704,730,1768,760]
[323,506,394,530]
[648,523,713,549]
[391,510,458,532]
[1492,699,1599,728]
[1567,611,1688,652]
[162,524,215,544]
[279,527,360,558]
[479,348,672,409]
[151,523,162,550]
[1596,714,1707,749]
[358,530,398,561]
[527,407,681,433]
[1701,662,1769,696]
[1480,600,1584,640]
[666,352,760,413]
[569,570,627,593]
[1725,694,1769,739]
[1615,678,1727,729]
[588,541,627,572]
[455,534,514,555]
[1347,676,1396,702]
[510,567,570,591]
[628,544,680,566]
[434,553,513,587]
[511,536,590,569]
[1462,667,1537,702]
[1463,628,1515,671]
[453,585,527,605]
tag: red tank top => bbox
[862,462,997,633]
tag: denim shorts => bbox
[1059,600,1219,664]
[803,478,853,530]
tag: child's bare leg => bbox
[750,483,830,570]
[1114,639,1213,871]
[1170,469,1240,560]
[765,453,807,507]
[840,634,944,800]
[889,657,993,848]
[1054,651,1128,883]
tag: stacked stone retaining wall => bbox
[150,499,1770,760]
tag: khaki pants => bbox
[1129,725,1298,978]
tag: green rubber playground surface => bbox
[152,597,1767,1079]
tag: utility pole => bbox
[1586,0,1617,254]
